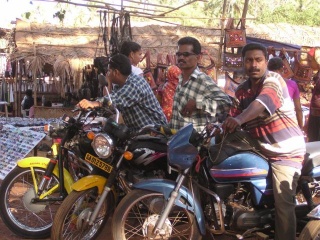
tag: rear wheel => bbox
[51,187,115,240]
[298,220,320,240]
[112,189,201,240]
[0,166,62,239]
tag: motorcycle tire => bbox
[112,189,201,240]
[0,166,63,239]
[51,187,115,240]
[298,220,320,240]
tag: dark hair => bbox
[109,54,132,76]
[26,89,33,97]
[178,37,201,55]
[267,57,284,71]
[120,41,141,57]
[241,43,268,59]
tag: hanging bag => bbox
[142,51,157,90]
[154,53,170,86]
[293,51,313,81]
[223,47,243,72]
[120,12,132,45]
[224,18,247,48]
[280,49,294,79]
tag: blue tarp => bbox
[246,36,301,51]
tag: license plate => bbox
[85,153,113,173]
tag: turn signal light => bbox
[87,131,95,140]
[44,124,49,133]
[123,151,133,160]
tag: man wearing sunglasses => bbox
[78,54,167,133]
[170,37,232,132]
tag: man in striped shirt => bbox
[223,43,306,240]
[169,37,231,132]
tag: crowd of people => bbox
[78,37,318,240]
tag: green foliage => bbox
[203,0,320,27]
[257,4,320,26]
[53,9,66,22]
[25,12,31,19]
[11,0,320,27]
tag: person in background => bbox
[169,36,231,132]
[120,41,143,76]
[307,71,320,142]
[160,65,181,122]
[267,56,303,129]
[21,89,34,117]
[78,54,167,133]
[223,43,305,240]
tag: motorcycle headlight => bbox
[91,133,114,158]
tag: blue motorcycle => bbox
[112,122,320,239]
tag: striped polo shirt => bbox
[232,71,306,169]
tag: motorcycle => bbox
[112,123,320,240]
[0,108,107,239]
[50,103,174,240]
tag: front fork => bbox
[153,169,188,236]
[36,143,60,198]
[88,147,127,225]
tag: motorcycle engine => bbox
[227,202,273,230]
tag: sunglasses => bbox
[175,52,197,57]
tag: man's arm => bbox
[196,81,232,116]
[223,100,266,133]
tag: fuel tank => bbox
[209,152,270,183]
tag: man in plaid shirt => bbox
[78,54,167,133]
[169,37,231,132]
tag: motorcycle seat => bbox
[208,130,266,165]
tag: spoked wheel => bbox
[51,187,115,240]
[0,166,62,239]
[112,189,201,240]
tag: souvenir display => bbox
[0,117,59,127]
[224,18,246,48]
[0,124,46,179]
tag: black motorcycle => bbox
[51,104,174,239]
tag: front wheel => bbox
[51,187,115,240]
[0,166,62,239]
[298,220,320,240]
[112,189,201,240]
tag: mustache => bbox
[248,68,260,73]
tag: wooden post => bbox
[217,0,228,72]
[242,0,249,19]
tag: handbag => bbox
[293,52,313,81]
[142,51,157,89]
[223,51,243,71]
[280,49,294,79]
[154,53,170,86]
[224,18,246,48]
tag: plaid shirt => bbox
[169,67,231,132]
[101,73,167,132]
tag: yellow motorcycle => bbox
[0,108,106,239]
